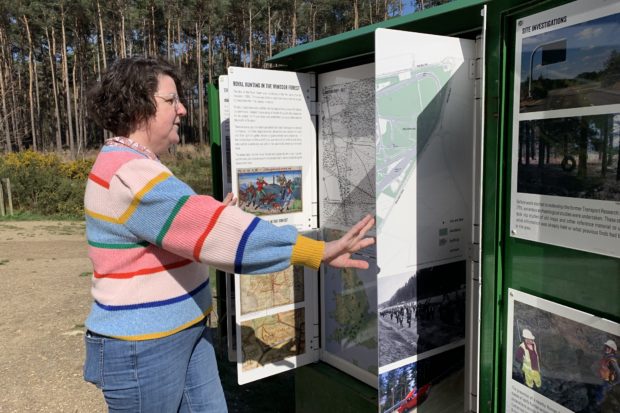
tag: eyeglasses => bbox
[154,93,181,110]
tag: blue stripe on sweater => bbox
[234,219,297,275]
[234,217,260,273]
[123,176,195,244]
[85,278,212,338]
[86,215,139,244]
[101,145,149,158]
[94,278,209,311]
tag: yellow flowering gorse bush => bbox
[0,151,93,217]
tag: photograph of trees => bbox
[517,114,620,201]
[379,346,464,413]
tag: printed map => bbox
[375,57,459,230]
[319,77,376,231]
[240,308,305,372]
[323,228,378,374]
[239,266,304,315]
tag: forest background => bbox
[0,0,451,217]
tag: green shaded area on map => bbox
[375,58,458,228]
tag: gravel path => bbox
[0,221,295,413]
[0,221,106,412]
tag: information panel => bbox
[506,289,620,413]
[375,28,475,413]
[374,28,474,277]
[509,0,620,258]
[317,63,379,386]
[234,265,318,385]
[228,67,317,230]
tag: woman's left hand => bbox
[323,214,375,270]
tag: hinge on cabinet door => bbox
[308,73,318,117]
[473,39,483,100]
[469,59,476,80]
[472,223,481,283]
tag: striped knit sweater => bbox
[84,139,324,340]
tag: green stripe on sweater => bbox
[156,195,190,247]
[88,240,150,249]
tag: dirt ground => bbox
[0,220,295,413]
[0,221,107,412]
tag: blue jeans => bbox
[83,322,227,412]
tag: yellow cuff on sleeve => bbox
[290,235,325,270]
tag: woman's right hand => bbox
[223,192,238,206]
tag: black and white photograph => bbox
[378,261,466,367]
[379,346,464,413]
[507,290,620,413]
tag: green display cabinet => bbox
[208,0,620,411]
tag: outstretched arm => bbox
[323,214,375,270]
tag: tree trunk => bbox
[607,115,614,167]
[354,0,359,29]
[196,22,204,145]
[538,136,545,168]
[600,115,608,177]
[577,119,588,178]
[525,123,531,166]
[97,1,107,69]
[0,27,11,152]
[249,5,253,68]
[61,5,75,157]
[167,18,171,60]
[10,63,21,150]
[617,138,620,181]
[72,62,81,153]
[291,0,297,48]
[208,27,213,84]
[143,18,148,57]
[22,15,37,151]
[151,5,156,56]
[45,27,62,151]
[120,9,127,58]
[268,4,273,57]
[177,19,182,68]
[0,69,9,152]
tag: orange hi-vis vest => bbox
[599,354,618,383]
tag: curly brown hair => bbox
[87,57,183,137]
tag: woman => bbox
[83,57,374,412]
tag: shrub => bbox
[0,146,214,218]
[0,151,92,218]
[163,146,213,195]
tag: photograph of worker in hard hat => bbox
[509,294,620,413]
[515,328,542,390]
[595,339,620,408]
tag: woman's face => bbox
[145,74,186,155]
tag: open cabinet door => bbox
[234,265,319,385]
[374,28,478,413]
[226,67,320,384]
